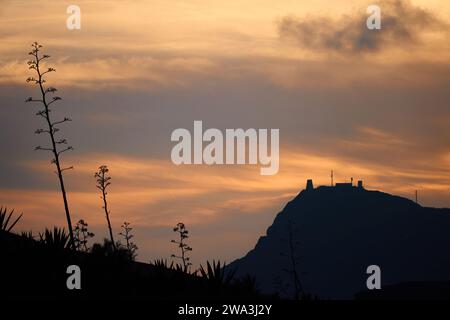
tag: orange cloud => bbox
[2,141,450,265]
[1,0,449,90]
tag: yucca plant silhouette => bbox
[0,207,23,232]
[199,260,236,287]
[39,227,70,250]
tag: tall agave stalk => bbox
[95,165,116,250]
[25,42,75,249]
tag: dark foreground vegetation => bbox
[0,228,269,300]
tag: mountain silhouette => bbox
[228,180,450,299]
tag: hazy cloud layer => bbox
[278,0,447,53]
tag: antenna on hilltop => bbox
[331,170,334,187]
[415,190,418,204]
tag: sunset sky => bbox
[1,0,449,265]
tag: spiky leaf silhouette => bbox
[21,231,34,240]
[199,260,236,286]
[152,259,174,270]
[39,227,70,250]
[0,207,23,232]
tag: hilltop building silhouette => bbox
[306,178,364,190]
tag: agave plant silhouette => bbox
[39,227,70,250]
[21,231,34,239]
[0,207,23,232]
[152,259,174,270]
[199,260,236,286]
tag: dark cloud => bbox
[277,0,446,53]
